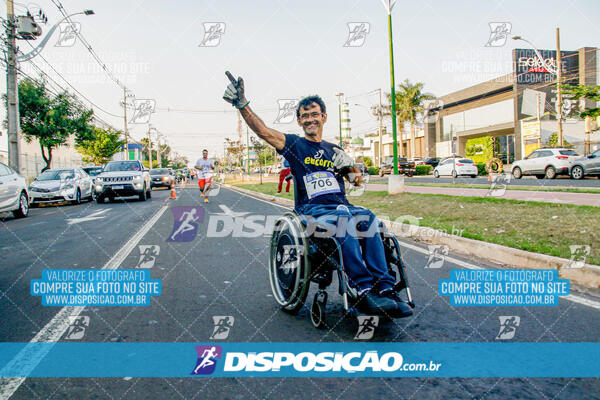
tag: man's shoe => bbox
[275,192,281,195]
[380,290,413,318]
[355,291,398,316]
[204,197,209,203]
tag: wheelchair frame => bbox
[269,210,415,329]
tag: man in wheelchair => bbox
[223,71,412,318]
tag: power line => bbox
[24,41,123,118]
[49,0,127,91]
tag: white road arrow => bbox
[215,204,249,217]
[66,209,110,225]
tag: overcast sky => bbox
[2,0,599,164]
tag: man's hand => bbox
[223,71,249,109]
[332,148,354,171]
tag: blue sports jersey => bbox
[277,134,349,207]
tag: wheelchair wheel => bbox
[269,212,310,314]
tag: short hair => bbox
[202,149,208,152]
[296,95,326,118]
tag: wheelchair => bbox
[268,204,415,329]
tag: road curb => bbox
[224,183,600,289]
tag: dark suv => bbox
[378,156,415,177]
[94,160,152,202]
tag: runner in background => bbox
[277,158,292,195]
[195,149,215,203]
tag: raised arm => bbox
[223,71,285,151]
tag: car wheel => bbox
[139,186,147,201]
[545,166,556,179]
[96,195,104,204]
[147,188,152,199]
[12,191,29,218]
[108,196,115,203]
[571,166,584,180]
[512,167,522,179]
[72,189,81,205]
[379,170,384,177]
[471,175,477,178]
[434,170,440,178]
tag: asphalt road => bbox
[369,175,600,188]
[1,186,600,399]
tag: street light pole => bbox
[383,0,399,175]
[556,27,563,147]
[377,88,383,167]
[5,0,21,173]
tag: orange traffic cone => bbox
[170,182,177,199]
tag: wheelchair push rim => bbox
[269,212,310,313]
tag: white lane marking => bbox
[216,204,249,217]
[0,205,169,399]
[228,187,600,311]
[66,208,110,225]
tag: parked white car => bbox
[29,168,94,206]
[511,148,580,179]
[0,161,29,218]
[433,158,478,178]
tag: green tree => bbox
[561,84,600,119]
[392,80,434,159]
[15,78,94,171]
[545,132,572,148]
[76,127,125,165]
[362,156,373,167]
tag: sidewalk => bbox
[366,183,600,207]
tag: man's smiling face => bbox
[297,102,327,141]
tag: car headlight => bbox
[96,177,103,183]
[132,175,143,181]
[29,186,38,192]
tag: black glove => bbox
[223,71,250,109]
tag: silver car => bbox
[29,168,94,207]
[0,161,29,218]
[570,149,600,179]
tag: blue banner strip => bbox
[1,342,599,378]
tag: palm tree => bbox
[386,80,434,158]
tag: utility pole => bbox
[246,124,250,175]
[537,92,542,148]
[147,125,152,170]
[156,131,162,167]
[556,27,563,147]
[6,0,21,172]
[377,88,383,167]
[122,87,129,160]
[335,93,344,147]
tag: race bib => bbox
[303,171,341,199]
